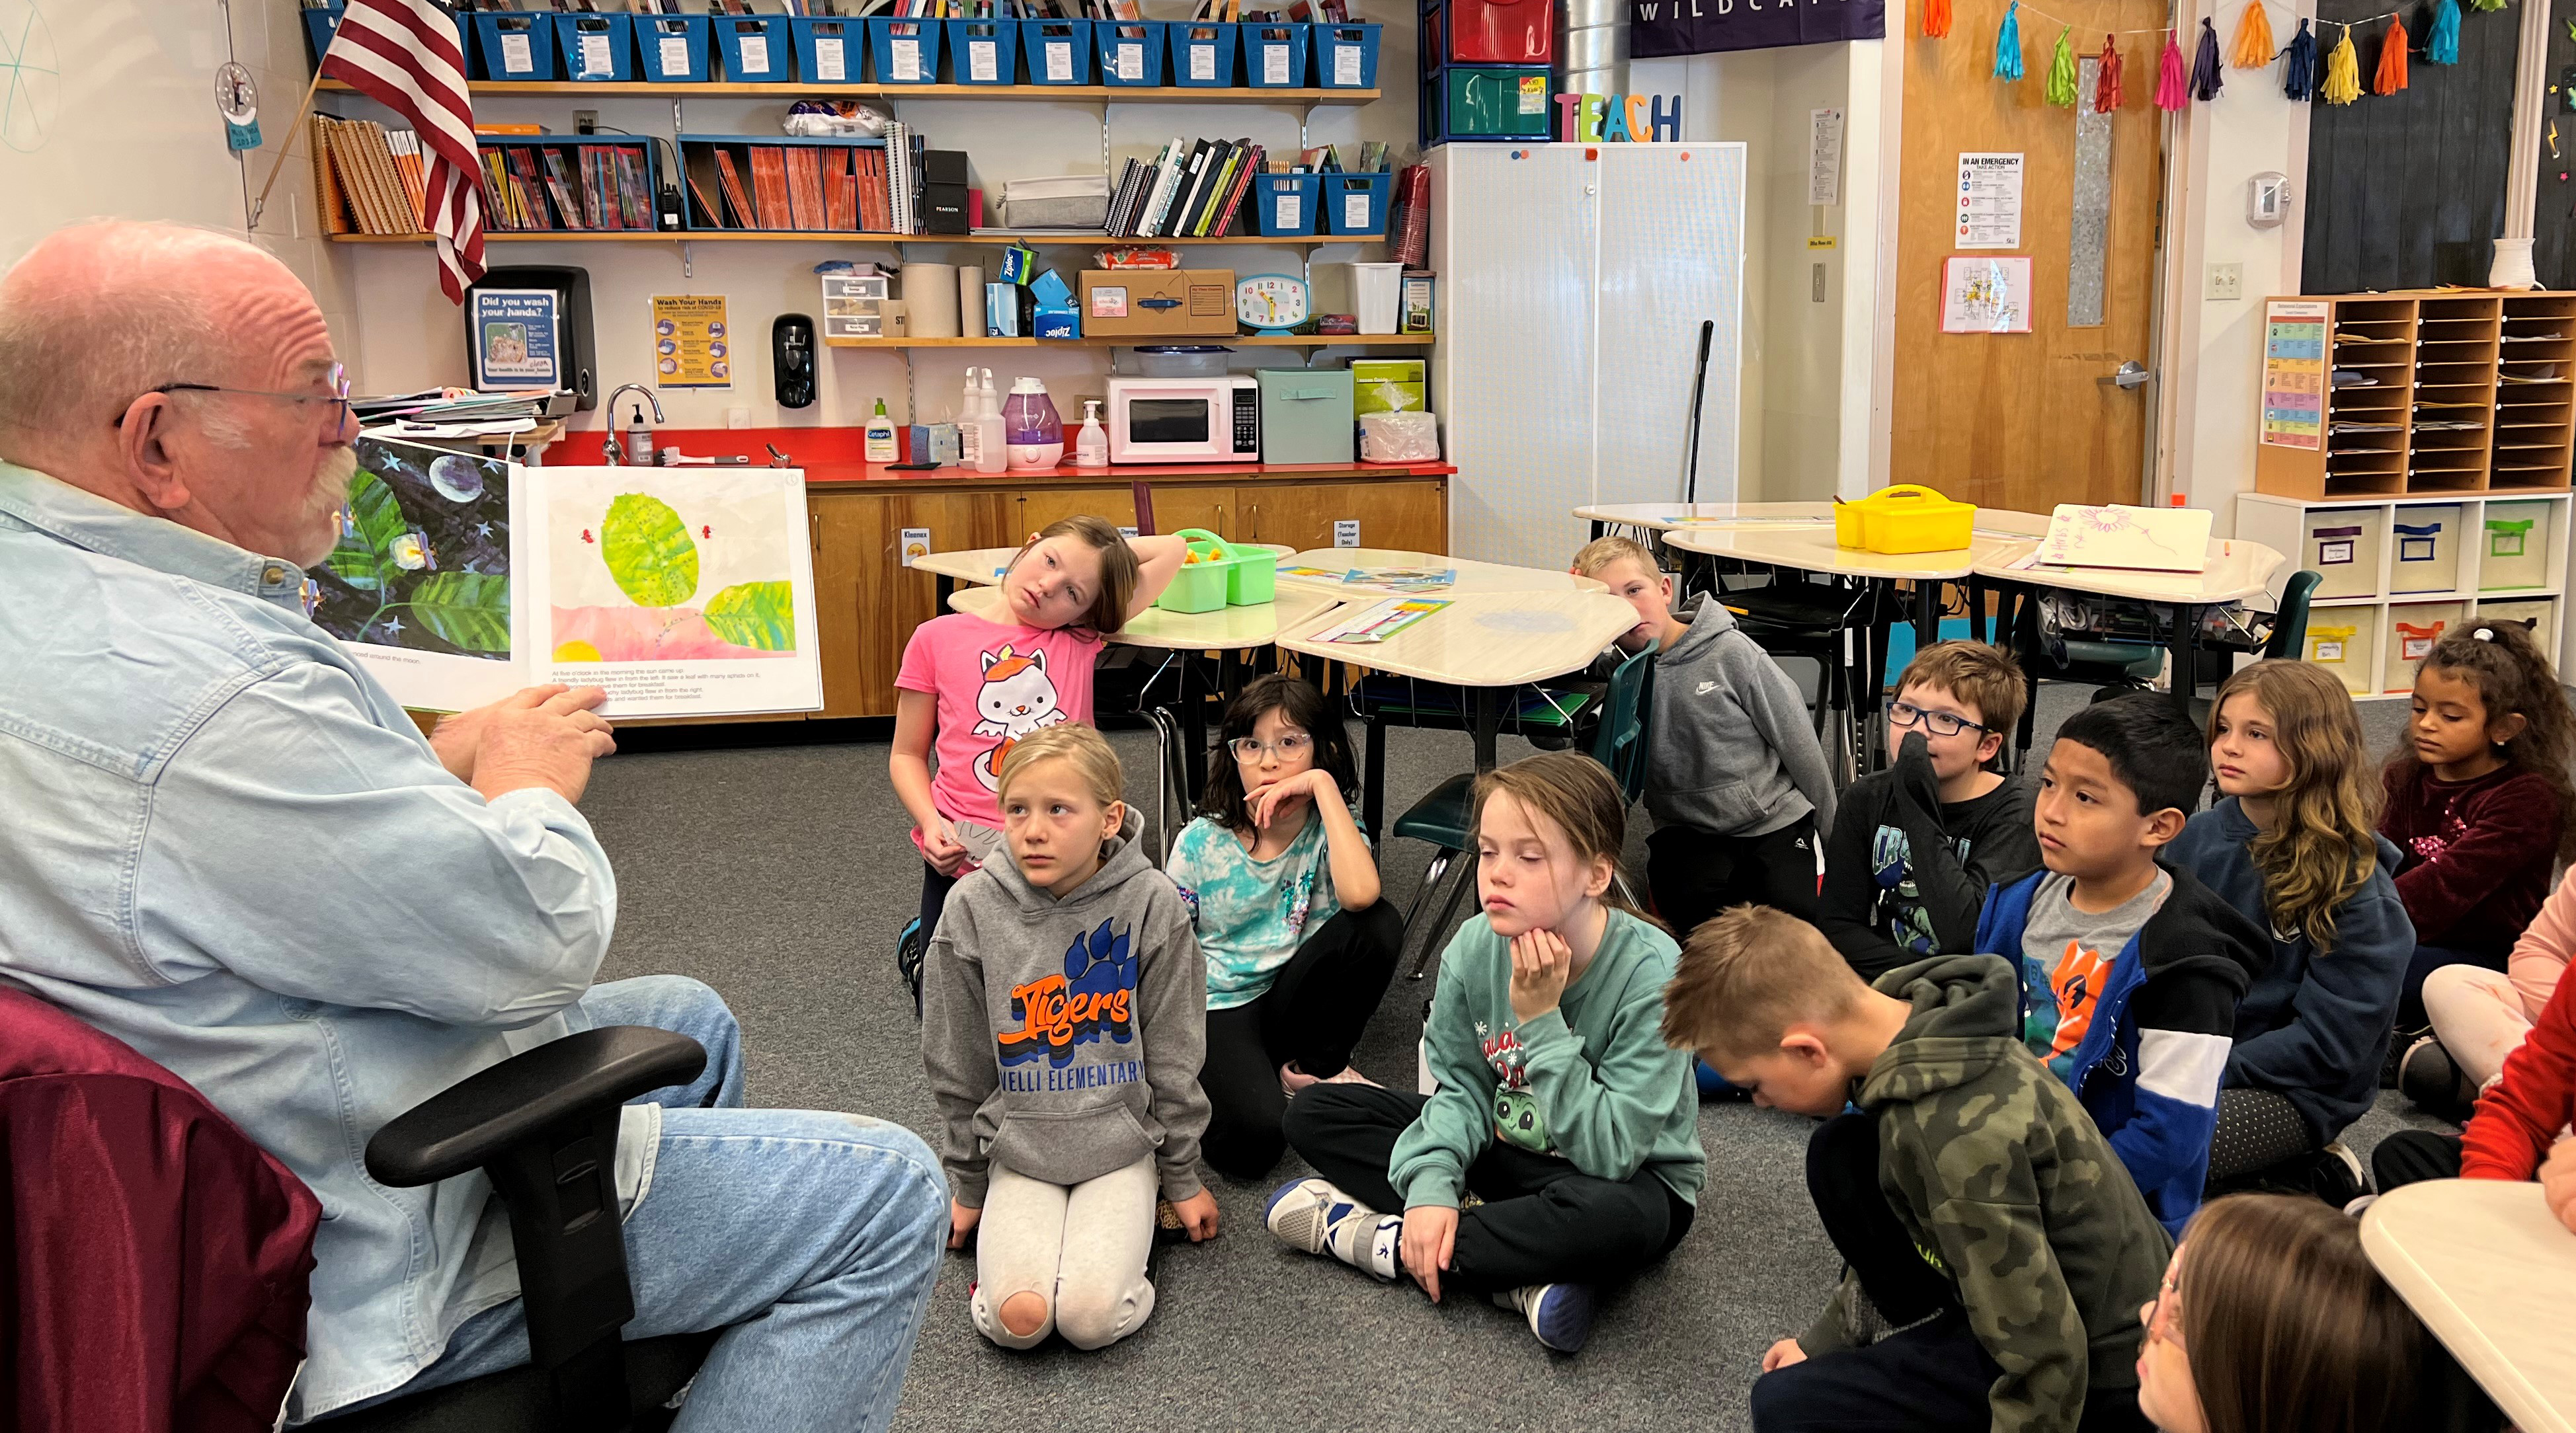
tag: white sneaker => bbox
[1264,1177,1399,1280]
[1495,1282,1597,1353]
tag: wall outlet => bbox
[2204,262,2244,301]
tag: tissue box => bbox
[986,282,1022,336]
[1030,270,1081,340]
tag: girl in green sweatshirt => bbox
[1266,751,1706,1354]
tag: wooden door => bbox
[1891,1,2167,512]
[809,491,881,718]
[1246,479,1448,553]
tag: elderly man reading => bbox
[0,221,943,1427]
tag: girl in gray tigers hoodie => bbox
[921,724,1213,1352]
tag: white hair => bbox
[0,221,276,440]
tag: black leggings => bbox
[1199,904,1404,1180]
[918,863,958,946]
[2203,1087,2322,1190]
[1646,820,1820,944]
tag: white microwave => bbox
[1106,376,1260,464]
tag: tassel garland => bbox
[1995,0,2025,78]
[2282,17,2317,98]
[2192,16,2225,99]
[2429,0,2460,63]
[2095,33,2124,111]
[2155,28,2189,109]
[2046,26,2079,104]
[2321,21,2361,104]
[2374,14,2409,93]
[1923,0,1952,40]
[2230,1,2274,67]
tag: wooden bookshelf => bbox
[327,230,1382,247]
[822,332,1433,348]
[319,79,1379,104]
[2255,291,2575,500]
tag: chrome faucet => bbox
[600,384,666,466]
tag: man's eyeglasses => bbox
[1886,700,1992,740]
[114,362,352,434]
[1230,732,1313,763]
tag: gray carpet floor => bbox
[580,685,2456,1432]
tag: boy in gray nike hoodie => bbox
[922,725,1211,1352]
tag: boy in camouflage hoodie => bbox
[1664,906,2168,1433]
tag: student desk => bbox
[2362,1179,2576,1433]
[912,543,1299,607]
[1274,549,1607,598]
[1970,536,2285,718]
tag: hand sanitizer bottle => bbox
[864,398,898,462]
[1072,398,1110,467]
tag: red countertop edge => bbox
[542,427,1452,484]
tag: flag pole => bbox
[249,65,332,232]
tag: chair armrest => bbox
[365,1026,707,1188]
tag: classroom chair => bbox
[0,985,716,1433]
[1390,644,1656,980]
[1710,576,1876,785]
[2003,570,2321,760]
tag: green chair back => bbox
[1589,645,1657,806]
[2263,570,2323,661]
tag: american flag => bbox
[319,0,483,303]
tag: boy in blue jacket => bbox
[1975,693,2268,1235]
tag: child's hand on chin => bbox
[1508,929,1572,1023]
[1244,769,1322,829]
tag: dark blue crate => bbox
[947,19,1021,84]
[1240,22,1309,87]
[713,15,793,81]
[1314,22,1381,88]
[554,13,636,83]
[1254,172,1321,236]
[474,11,558,80]
[1168,21,1238,85]
[302,3,344,67]
[637,15,712,83]
[1020,19,1094,84]
[1096,20,1166,85]
[867,18,944,85]
[1322,171,1392,234]
[788,17,865,84]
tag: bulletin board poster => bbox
[1941,256,2032,334]
[1955,152,2024,249]
[470,289,560,391]
[651,295,733,389]
[2261,299,2329,449]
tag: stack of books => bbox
[478,143,654,233]
[313,115,428,237]
[1106,137,1266,239]
[685,142,900,233]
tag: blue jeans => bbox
[323,976,946,1432]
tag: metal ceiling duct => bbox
[1556,0,1629,99]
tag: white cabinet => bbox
[1429,143,1746,569]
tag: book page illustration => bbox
[313,436,524,713]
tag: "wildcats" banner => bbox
[1629,0,1884,58]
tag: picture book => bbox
[2034,504,2212,573]
[1316,597,1450,644]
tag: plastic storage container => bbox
[2306,611,2377,695]
[477,11,559,79]
[1324,173,1393,235]
[1156,529,1277,611]
[715,15,793,81]
[1833,485,1978,554]
[947,19,1020,83]
[1348,262,1403,334]
[867,19,943,83]
[2302,509,2380,599]
[1257,368,1357,465]
[637,15,712,81]
[1254,173,1322,237]
[2480,500,2553,590]
[555,13,637,81]
[1096,21,1167,83]
[1242,22,1310,86]
[1170,22,1240,85]
[1022,20,1095,83]
[2387,504,2461,594]
[2386,603,2465,691]
[2475,598,2559,653]
[789,17,865,83]
[1430,0,1554,64]
[1133,346,1234,378]
[1424,66,1552,142]
[1315,23,1383,87]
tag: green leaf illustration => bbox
[407,571,514,654]
[600,492,699,607]
[326,467,409,591]
[702,580,796,651]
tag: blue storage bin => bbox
[1168,22,1239,85]
[713,15,793,81]
[1240,22,1310,86]
[637,15,712,82]
[1314,22,1381,87]
[789,17,865,84]
[947,19,1021,84]
[1322,171,1392,234]
[1020,19,1094,84]
[867,18,944,84]
[1254,173,1322,236]
[475,11,558,79]
[302,3,344,66]
[1096,20,1166,85]
[555,13,636,82]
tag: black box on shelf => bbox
[922,182,971,233]
[921,149,971,186]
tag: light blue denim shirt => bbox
[0,461,632,1420]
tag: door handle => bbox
[2100,360,2153,391]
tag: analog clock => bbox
[1236,273,1311,336]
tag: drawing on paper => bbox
[545,471,797,662]
[313,436,514,660]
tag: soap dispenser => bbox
[1072,398,1109,467]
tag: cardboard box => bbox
[1349,358,1425,384]
[1078,268,1237,337]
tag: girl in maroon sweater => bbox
[2380,620,2576,1030]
